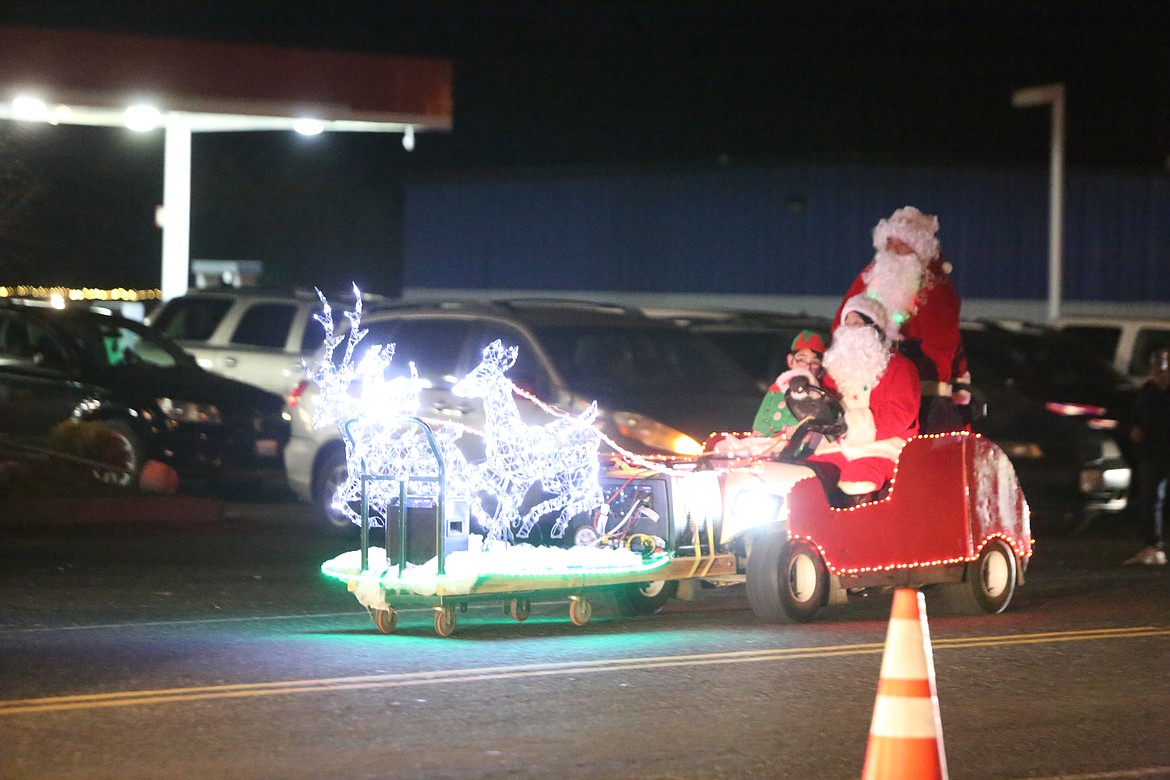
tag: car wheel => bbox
[613,579,679,616]
[930,539,1018,615]
[92,420,142,488]
[312,444,352,532]
[747,532,827,623]
[569,521,600,547]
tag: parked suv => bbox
[644,307,834,391]
[285,299,763,530]
[1054,316,1170,386]
[147,288,385,397]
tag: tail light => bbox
[287,379,309,410]
[1045,401,1106,417]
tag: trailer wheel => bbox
[434,605,457,637]
[747,532,827,623]
[931,539,1017,615]
[508,598,531,622]
[374,608,398,634]
[569,595,592,626]
[613,580,679,616]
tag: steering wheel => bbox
[776,418,817,462]
[775,388,846,462]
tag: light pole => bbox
[1012,82,1066,322]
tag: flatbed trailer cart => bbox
[319,415,739,636]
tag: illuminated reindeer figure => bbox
[308,288,472,528]
[452,339,603,541]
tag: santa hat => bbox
[872,205,940,261]
[769,367,818,394]
[838,293,897,341]
[790,330,826,355]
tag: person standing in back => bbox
[1125,347,1170,566]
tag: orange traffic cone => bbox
[861,588,948,780]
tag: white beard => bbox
[862,249,927,324]
[824,325,891,396]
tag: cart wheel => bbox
[508,598,531,622]
[930,539,1018,616]
[434,605,457,637]
[569,595,592,626]
[373,608,398,634]
[747,531,826,623]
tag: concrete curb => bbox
[1,496,225,527]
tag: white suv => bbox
[147,288,383,398]
[1055,316,1170,386]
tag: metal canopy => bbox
[0,24,453,299]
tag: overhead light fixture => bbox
[293,117,324,136]
[12,95,49,122]
[123,104,161,132]
[402,125,415,151]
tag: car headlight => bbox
[157,398,223,425]
[731,490,784,525]
[611,411,703,456]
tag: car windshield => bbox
[1012,331,1131,395]
[55,314,187,369]
[530,323,756,393]
[965,327,1131,396]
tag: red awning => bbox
[0,24,451,127]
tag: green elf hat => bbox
[790,330,826,355]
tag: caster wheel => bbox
[434,605,457,637]
[569,595,592,626]
[373,608,398,634]
[508,598,531,622]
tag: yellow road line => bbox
[2,625,1166,716]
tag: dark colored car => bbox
[961,321,1134,525]
[0,302,290,489]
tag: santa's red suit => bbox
[809,349,921,495]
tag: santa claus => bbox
[811,294,921,498]
[831,205,970,433]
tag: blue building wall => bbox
[403,163,1170,304]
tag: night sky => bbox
[1,1,1168,291]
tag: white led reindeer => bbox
[452,339,604,541]
[308,288,472,528]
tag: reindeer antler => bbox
[485,339,519,371]
[308,285,393,428]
